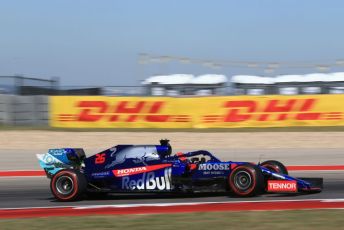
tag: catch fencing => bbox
[0,95,48,125]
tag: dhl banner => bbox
[50,95,344,128]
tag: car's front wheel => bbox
[50,169,87,201]
[229,164,264,197]
[261,160,288,175]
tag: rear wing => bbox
[36,148,86,177]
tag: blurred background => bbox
[1,0,344,96]
[2,1,344,229]
[1,1,344,127]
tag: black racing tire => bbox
[229,164,264,197]
[261,160,288,175]
[50,169,87,201]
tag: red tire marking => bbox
[51,170,79,201]
[1,200,344,219]
[229,165,257,196]
[286,165,344,171]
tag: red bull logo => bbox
[121,168,172,191]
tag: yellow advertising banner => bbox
[50,95,344,128]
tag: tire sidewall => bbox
[229,164,263,197]
[50,170,85,201]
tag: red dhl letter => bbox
[295,99,321,120]
[145,101,169,122]
[77,101,108,122]
[258,99,296,121]
[223,101,256,122]
[110,101,145,122]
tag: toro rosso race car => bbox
[36,140,323,201]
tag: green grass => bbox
[2,125,344,132]
[1,210,344,230]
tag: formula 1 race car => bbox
[36,140,323,201]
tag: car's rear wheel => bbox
[50,169,87,201]
[229,164,264,197]
[261,160,288,175]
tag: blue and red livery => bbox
[37,139,323,201]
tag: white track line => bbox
[2,198,344,211]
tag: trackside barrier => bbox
[50,95,344,128]
[0,95,48,125]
